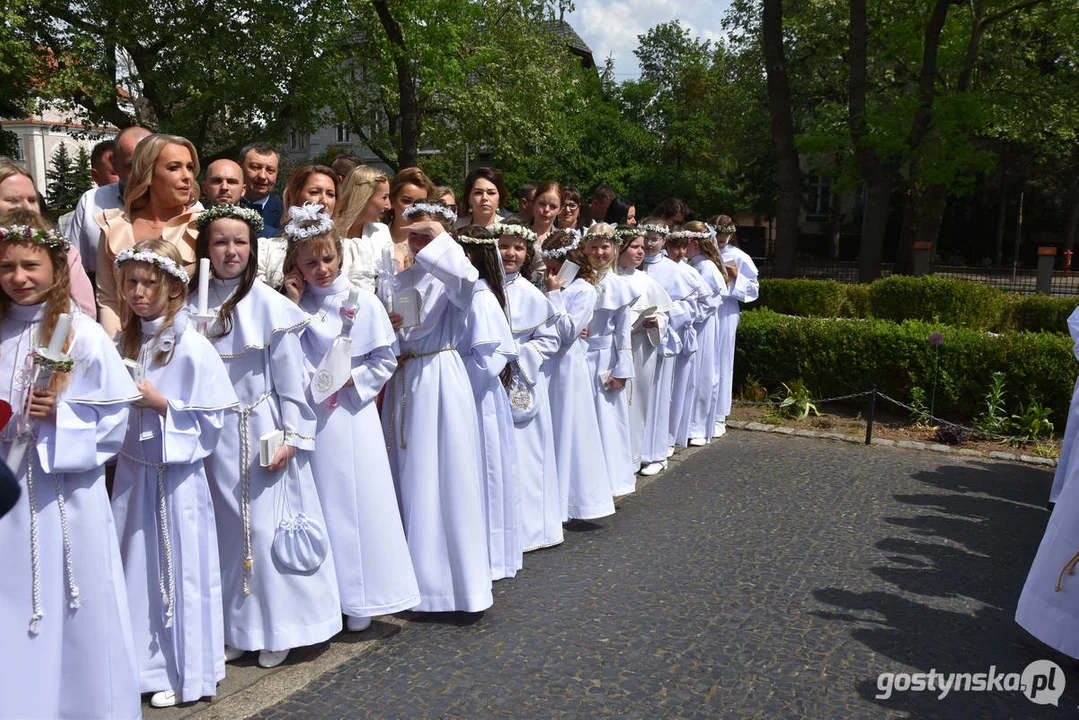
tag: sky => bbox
[564,0,735,80]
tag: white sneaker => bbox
[714,421,726,437]
[224,645,245,662]
[639,462,666,477]
[258,649,289,668]
[346,615,372,632]
[666,446,675,458]
[688,438,707,447]
[150,690,178,708]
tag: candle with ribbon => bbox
[193,258,216,333]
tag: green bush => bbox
[843,284,872,318]
[868,275,1004,330]
[758,279,848,317]
[757,275,1076,333]
[1002,294,1077,334]
[733,309,1075,423]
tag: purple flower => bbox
[929,332,944,346]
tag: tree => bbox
[9,0,349,157]
[328,0,586,173]
[761,0,800,278]
[45,142,88,209]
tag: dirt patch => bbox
[727,402,1059,460]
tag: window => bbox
[336,124,350,143]
[289,131,308,150]
[805,173,833,218]
[12,136,24,162]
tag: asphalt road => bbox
[250,432,1073,719]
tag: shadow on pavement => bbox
[813,461,1076,719]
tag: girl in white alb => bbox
[189,203,341,669]
[111,238,238,708]
[280,204,421,630]
[0,209,142,720]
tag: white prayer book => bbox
[555,260,580,284]
[393,288,422,329]
[259,429,284,467]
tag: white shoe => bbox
[666,446,675,458]
[150,690,178,708]
[688,438,707,447]
[346,615,372,632]
[258,649,289,668]
[713,421,726,437]
[639,462,666,477]
[224,645,245,662]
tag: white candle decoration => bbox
[346,286,360,309]
[47,313,71,356]
[197,258,211,315]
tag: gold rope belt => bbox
[385,347,456,450]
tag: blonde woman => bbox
[332,166,394,293]
[95,134,202,337]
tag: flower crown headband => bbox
[457,232,499,246]
[0,225,71,252]
[615,227,645,239]
[491,223,538,245]
[583,229,617,243]
[195,203,265,234]
[713,222,737,235]
[115,247,191,283]
[402,202,457,223]
[638,224,670,236]
[284,203,334,241]
[540,229,582,259]
[667,230,711,242]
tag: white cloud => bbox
[565,0,734,79]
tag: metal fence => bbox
[752,258,1079,296]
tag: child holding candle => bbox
[188,203,341,668]
[0,209,142,719]
[110,238,239,708]
[280,204,421,630]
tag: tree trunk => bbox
[829,188,842,260]
[994,164,1008,267]
[859,175,894,282]
[372,0,417,170]
[1065,181,1079,258]
[762,0,801,278]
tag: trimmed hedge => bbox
[733,308,1075,422]
[756,276,1078,333]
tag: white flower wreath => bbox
[115,247,191,283]
[402,202,457,223]
[195,203,265,234]
[457,233,499,246]
[491,223,539,245]
[284,203,335,240]
[540,229,582,259]
[637,224,670,236]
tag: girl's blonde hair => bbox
[283,230,343,280]
[118,238,188,366]
[685,220,723,269]
[125,134,201,215]
[333,166,389,238]
[0,208,74,391]
[0,159,33,190]
[583,223,618,273]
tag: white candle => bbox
[47,313,71,355]
[197,258,211,315]
[346,286,360,309]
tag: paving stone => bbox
[249,433,1070,719]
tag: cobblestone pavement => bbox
[251,432,1075,719]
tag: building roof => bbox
[553,20,595,68]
